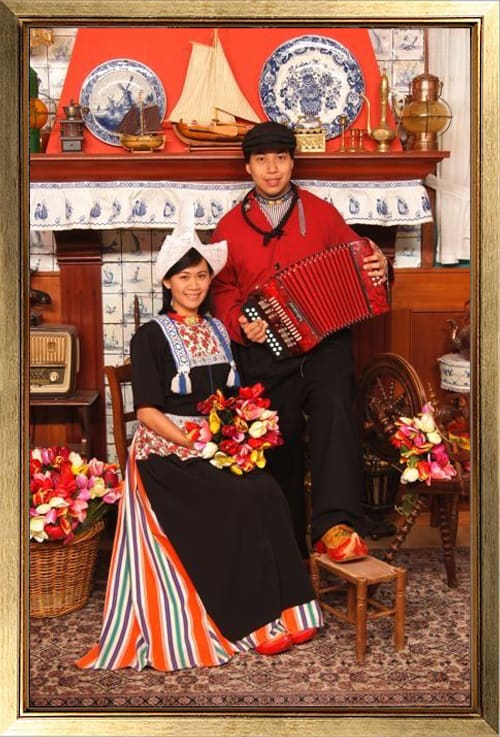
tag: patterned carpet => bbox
[29,547,471,711]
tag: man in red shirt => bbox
[211,122,389,562]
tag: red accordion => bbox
[241,238,390,359]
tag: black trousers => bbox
[233,329,366,557]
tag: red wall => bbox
[47,26,401,154]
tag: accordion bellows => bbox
[242,238,390,359]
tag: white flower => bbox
[69,450,84,467]
[30,516,48,542]
[31,448,43,463]
[426,430,442,445]
[248,421,267,438]
[414,412,437,434]
[36,497,69,514]
[401,466,420,484]
[200,441,218,459]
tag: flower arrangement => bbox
[185,383,284,475]
[29,446,124,544]
[390,402,457,486]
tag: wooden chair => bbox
[104,362,135,478]
[356,352,468,588]
[105,296,142,477]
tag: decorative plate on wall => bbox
[79,58,167,145]
[259,35,365,139]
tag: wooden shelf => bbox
[29,150,450,183]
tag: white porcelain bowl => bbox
[438,352,470,393]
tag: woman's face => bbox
[163,260,212,316]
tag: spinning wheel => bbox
[357,353,462,588]
[357,352,427,464]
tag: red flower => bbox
[237,383,266,400]
[219,439,241,457]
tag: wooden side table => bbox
[30,389,99,458]
[309,553,406,664]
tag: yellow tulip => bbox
[209,409,221,434]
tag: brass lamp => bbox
[398,73,452,151]
[29,67,49,153]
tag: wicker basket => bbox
[29,520,105,618]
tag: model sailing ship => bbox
[169,30,261,147]
[118,92,165,152]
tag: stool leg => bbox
[347,582,356,623]
[355,579,368,665]
[394,569,406,651]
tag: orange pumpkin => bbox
[29,98,49,129]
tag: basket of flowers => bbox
[29,446,123,618]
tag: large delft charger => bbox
[242,238,390,359]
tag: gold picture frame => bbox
[1,1,498,735]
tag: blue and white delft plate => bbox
[79,58,167,146]
[259,35,365,139]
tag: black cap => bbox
[242,121,296,160]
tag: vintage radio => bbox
[30,325,79,396]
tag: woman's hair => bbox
[158,247,214,316]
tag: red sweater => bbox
[211,186,359,344]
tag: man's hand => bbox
[238,314,268,343]
[363,242,389,286]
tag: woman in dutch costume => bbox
[76,209,322,672]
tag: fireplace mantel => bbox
[29,150,450,184]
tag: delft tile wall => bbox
[29,27,425,463]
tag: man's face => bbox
[245,151,294,198]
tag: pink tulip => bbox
[75,473,89,489]
[103,488,122,504]
[88,457,105,476]
[70,498,89,520]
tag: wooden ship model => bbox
[168,31,261,147]
[118,93,165,152]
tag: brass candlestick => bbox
[338,114,348,152]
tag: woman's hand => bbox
[363,242,389,286]
[238,314,268,344]
[137,406,195,449]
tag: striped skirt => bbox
[76,444,323,672]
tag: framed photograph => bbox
[1,1,498,736]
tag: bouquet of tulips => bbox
[390,402,457,486]
[185,383,283,475]
[29,445,123,544]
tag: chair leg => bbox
[309,554,320,598]
[437,496,458,588]
[383,495,426,565]
[448,494,460,545]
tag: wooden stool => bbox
[309,553,406,664]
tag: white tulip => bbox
[401,466,420,484]
[201,442,218,459]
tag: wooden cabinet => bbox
[389,268,470,400]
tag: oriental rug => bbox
[28,547,471,712]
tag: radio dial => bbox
[49,371,59,383]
